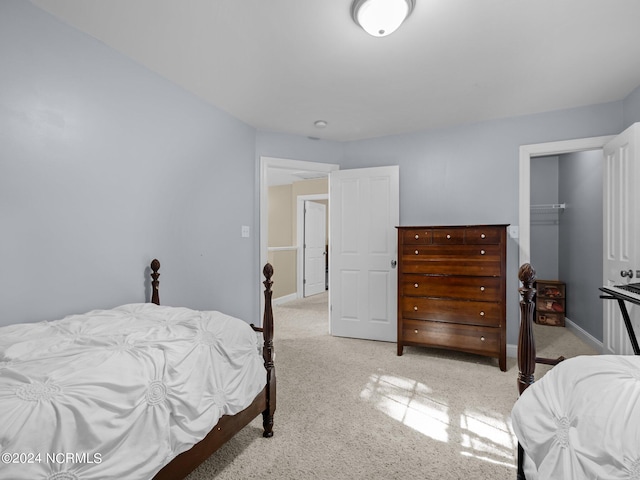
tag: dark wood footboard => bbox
[151,259,276,480]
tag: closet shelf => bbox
[531,203,565,213]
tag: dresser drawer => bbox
[401,229,432,245]
[432,229,465,244]
[403,244,501,259]
[401,260,501,277]
[401,297,501,327]
[401,245,502,276]
[401,274,501,300]
[464,227,503,245]
[402,319,501,356]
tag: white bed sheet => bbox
[511,355,640,480]
[0,303,267,480]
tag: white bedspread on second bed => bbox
[511,355,640,480]
[0,303,267,480]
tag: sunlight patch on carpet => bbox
[360,373,449,442]
[360,372,518,469]
[460,409,517,469]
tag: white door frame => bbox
[518,135,615,266]
[297,194,328,298]
[259,156,339,318]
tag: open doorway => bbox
[259,157,338,310]
[518,135,614,351]
[298,196,328,297]
[518,136,613,264]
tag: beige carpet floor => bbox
[186,292,597,480]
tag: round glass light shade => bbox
[352,0,415,37]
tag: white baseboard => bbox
[507,316,603,358]
[273,293,297,306]
[564,316,603,353]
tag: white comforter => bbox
[0,303,267,480]
[511,355,640,480]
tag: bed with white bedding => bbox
[0,260,276,480]
[512,355,640,480]
[512,263,640,480]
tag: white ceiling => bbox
[30,0,640,142]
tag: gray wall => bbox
[623,84,640,129]
[530,156,560,280]
[1,1,258,326]
[558,150,604,341]
[255,131,344,165]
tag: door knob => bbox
[391,260,397,268]
[621,269,634,278]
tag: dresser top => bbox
[396,224,510,229]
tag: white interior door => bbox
[303,201,326,297]
[603,122,640,354]
[329,166,399,342]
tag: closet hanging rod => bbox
[530,203,566,211]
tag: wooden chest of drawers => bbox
[396,225,508,371]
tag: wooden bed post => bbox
[151,259,161,305]
[516,263,567,479]
[516,263,536,480]
[517,263,536,395]
[261,263,276,438]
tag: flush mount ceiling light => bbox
[351,0,415,37]
[314,120,328,128]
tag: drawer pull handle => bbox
[480,336,486,342]
[413,306,418,311]
[446,234,451,239]
[414,283,419,288]
[414,329,419,334]
[481,233,486,239]
[414,234,419,239]
[480,249,486,255]
[480,311,485,316]
[480,286,485,291]
[415,250,419,255]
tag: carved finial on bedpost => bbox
[263,262,273,295]
[151,259,161,305]
[517,263,536,395]
[262,262,275,438]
